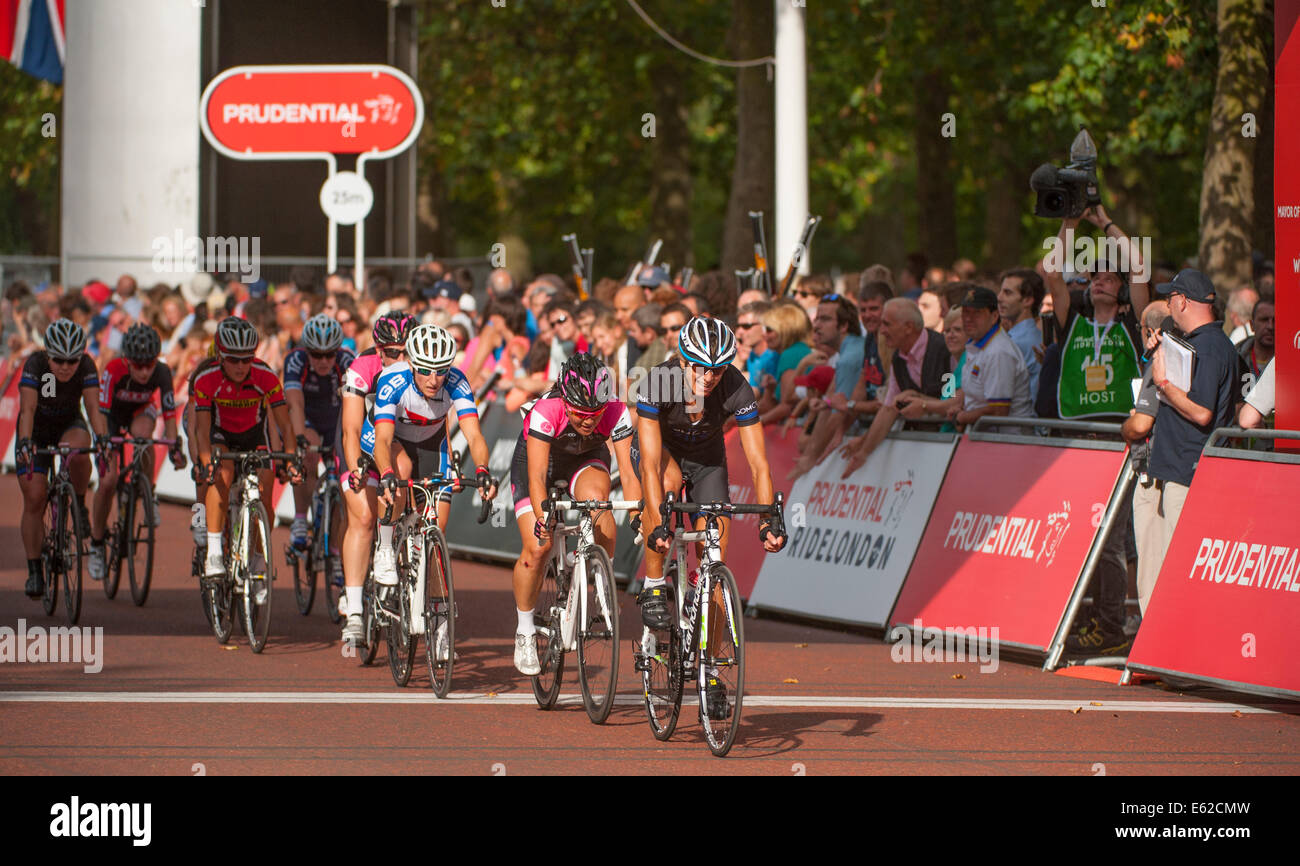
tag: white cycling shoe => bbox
[514,632,540,676]
[373,543,398,586]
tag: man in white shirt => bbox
[950,285,1034,432]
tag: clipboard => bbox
[1159,332,1196,398]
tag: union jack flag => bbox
[1,0,65,84]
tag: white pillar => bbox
[774,0,809,279]
[62,0,202,286]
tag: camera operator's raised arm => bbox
[1082,204,1149,319]
[1037,217,1077,335]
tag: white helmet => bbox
[45,318,88,361]
[301,313,343,353]
[677,316,737,368]
[215,316,259,354]
[405,324,458,371]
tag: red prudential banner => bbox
[200,65,423,158]
[1276,6,1300,449]
[891,438,1128,650]
[1126,454,1300,697]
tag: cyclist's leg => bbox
[204,428,238,574]
[570,455,615,557]
[509,435,553,674]
[341,467,378,618]
[133,407,158,479]
[19,460,51,558]
[61,422,93,499]
[642,451,683,584]
[291,425,323,542]
[91,422,126,544]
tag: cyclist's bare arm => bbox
[611,435,642,508]
[340,392,365,475]
[196,410,213,468]
[457,413,496,497]
[83,386,107,438]
[373,420,396,478]
[285,389,308,443]
[527,435,552,520]
[637,414,666,536]
[737,422,775,507]
[17,386,36,441]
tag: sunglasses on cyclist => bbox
[690,363,725,378]
[380,347,405,360]
[411,364,450,377]
[221,354,255,365]
[564,402,603,419]
[48,357,79,367]
[308,350,337,360]
[128,359,156,371]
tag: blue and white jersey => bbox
[360,363,477,454]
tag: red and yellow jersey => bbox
[192,359,286,433]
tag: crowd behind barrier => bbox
[1,223,1288,699]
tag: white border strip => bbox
[0,691,1287,714]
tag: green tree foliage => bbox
[0,62,61,254]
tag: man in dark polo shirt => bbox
[1137,269,1237,609]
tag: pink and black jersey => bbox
[524,397,633,456]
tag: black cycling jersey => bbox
[21,352,99,432]
[635,360,759,462]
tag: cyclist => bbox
[338,311,415,645]
[184,341,220,560]
[510,353,642,675]
[284,314,356,552]
[88,323,187,581]
[16,319,107,598]
[193,317,302,582]
[636,316,787,718]
[367,324,499,655]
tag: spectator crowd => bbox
[0,200,1281,657]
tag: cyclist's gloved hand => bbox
[190,462,206,484]
[648,524,672,554]
[380,470,399,497]
[347,467,365,493]
[533,514,550,543]
[629,513,642,537]
[93,433,114,474]
[286,458,304,485]
[15,437,33,471]
[169,441,187,470]
[295,434,309,456]
[476,466,495,500]
[759,519,787,552]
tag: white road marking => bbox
[0,691,1288,714]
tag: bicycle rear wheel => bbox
[423,526,455,698]
[699,564,745,757]
[360,571,381,665]
[60,488,84,625]
[127,473,155,606]
[41,497,61,617]
[323,485,344,624]
[577,545,619,724]
[530,557,565,710]
[240,500,274,653]
[290,545,315,616]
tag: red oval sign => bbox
[200,65,423,159]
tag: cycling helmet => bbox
[405,324,458,371]
[215,316,259,355]
[44,318,88,361]
[558,353,612,410]
[301,313,343,353]
[121,323,162,362]
[372,311,416,347]
[677,316,737,368]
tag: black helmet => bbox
[557,353,613,410]
[372,311,416,347]
[121,323,161,363]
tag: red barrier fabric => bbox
[1126,454,1300,696]
[0,358,20,458]
[891,438,1127,650]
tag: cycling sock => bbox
[345,586,363,616]
[27,558,41,576]
[643,577,667,589]
[378,524,394,546]
[206,532,223,552]
[90,538,104,547]
[517,608,535,636]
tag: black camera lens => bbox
[1044,191,1065,213]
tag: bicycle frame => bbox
[546,494,639,653]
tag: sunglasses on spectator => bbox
[549,314,569,326]
[380,347,405,360]
[336,314,353,326]
[309,350,337,360]
[411,365,450,378]
[736,321,760,330]
[664,323,685,333]
[793,290,820,299]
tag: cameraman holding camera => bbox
[1035,202,1149,657]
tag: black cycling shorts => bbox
[509,432,611,518]
[28,418,91,476]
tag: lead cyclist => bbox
[636,317,787,719]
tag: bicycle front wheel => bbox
[387,523,417,686]
[104,489,124,600]
[322,484,344,624]
[239,500,274,653]
[41,499,61,617]
[577,545,619,724]
[360,571,381,666]
[290,545,314,616]
[699,564,745,758]
[423,525,455,698]
[530,557,565,710]
[61,489,84,625]
[127,473,155,606]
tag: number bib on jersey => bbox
[1056,313,1140,419]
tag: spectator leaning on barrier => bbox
[758,300,813,422]
[948,285,1033,432]
[786,294,869,479]
[1136,269,1238,614]
[734,301,778,389]
[1238,358,1275,429]
[997,267,1044,399]
[839,298,952,478]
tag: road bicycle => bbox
[28,445,93,624]
[201,448,298,653]
[284,444,344,622]
[634,491,785,757]
[376,462,492,694]
[103,435,174,606]
[531,480,639,725]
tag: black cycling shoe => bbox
[638,585,673,630]
[24,572,45,598]
[704,676,729,721]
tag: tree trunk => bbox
[1198,0,1270,294]
[649,57,694,272]
[721,0,774,275]
[914,66,956,269]
[983,114,1023,270]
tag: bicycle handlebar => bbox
[109,436,178,447]
[660,491,786,538]
[214,448,299,463]
[381,473,494,525]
